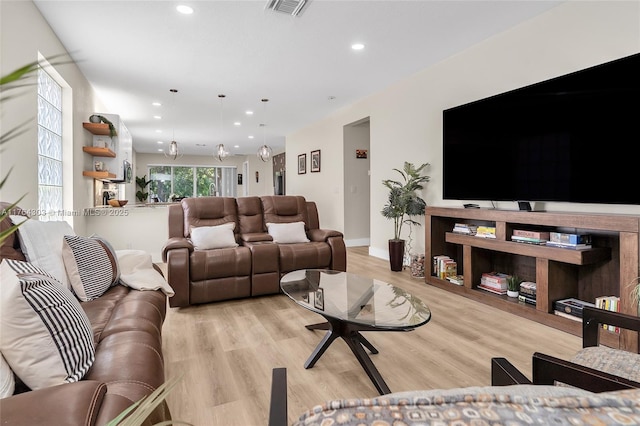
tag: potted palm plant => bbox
[381,162,430,271]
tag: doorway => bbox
[343,118,370,247]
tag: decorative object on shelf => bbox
[88,114,117,138]
[298,153,306,174]
[108,199,128,208]
[356,149,367,159]
[94,161,104,171]
[311,149,321,172]
[381,162,430,271]
[507,275,523,298]
[257,98,273,162]
[135,175,152,203]
[410,253,425,278]
[164,89,183,161]
[215,94,229,161]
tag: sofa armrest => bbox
[308,228,342,242]
[582,306,640,348]
[166,247,191,308]
[162,237,193,262]
[0,380,107,426]
[531,352,640,392]
[269,368,288,426]
[490,357,532,386]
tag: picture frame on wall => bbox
[311,149,321,173]
[298,153,306,174]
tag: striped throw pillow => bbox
[0,259,95,390]
[62,235,120,301]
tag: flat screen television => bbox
[443,52,640,206]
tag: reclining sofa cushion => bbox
[0,259,95,390]
[181,197,238,237]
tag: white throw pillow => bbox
[190,222,238,250]
[0,353,15,398]
[9,216,75,288]
[62,235,120,301]
[0,259,95,390]
[266,222,310,244]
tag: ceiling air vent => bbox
[265,0,308,16]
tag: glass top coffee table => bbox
[280,269,431,394]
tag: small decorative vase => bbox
[410,254,425,278]
[507,290,519,298]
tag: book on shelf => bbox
[443,260,457,279]
[478,284,507,295]
[475,226,496,238]
[549,232,592,245]
[452,223,478,235]
[518,294,536,305]
[446,275,464,285]
[519,281,537,295]
[554,310,582,322]
[511,235,548,245]
[545,241,592,250]
[553,298,596,318]
[432,255,450,276]
[481,272,510,283]
[513,229,550,240]
[595,295,620,333]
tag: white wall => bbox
[343,119,370,246]
[286,1,640,261]
[0,1,107,236]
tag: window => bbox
[148,165,237,202]
[37,67,63,220]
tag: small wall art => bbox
[311,149,321,173]
[237,174,243,185]
[298,153,306,174]
[356,149,368,159]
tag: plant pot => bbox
[389,239,405,272]
[507,290,519,298]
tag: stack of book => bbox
[546,232,592,250]
[595,295,620,333]
[432,255,457,280]
[553,298,596,322]
[475,226,496,239]
[446,275,464,286]
[518,281,537,305]
[511,229,549,245]
[478,272,509,295]
[452,223,478,235]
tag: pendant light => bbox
[164,89,183,160]
[257,98,273,162]
[215,94,229,161]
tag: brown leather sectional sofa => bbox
[0,203,171,425]
[162,195,346,308]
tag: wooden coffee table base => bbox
[304,318,408,395]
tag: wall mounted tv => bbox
[443,52,640,206]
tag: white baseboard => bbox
[368,246,388,261]
[345,238,370,247]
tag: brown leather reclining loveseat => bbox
[162,195,346,308]
[0,203,170,426]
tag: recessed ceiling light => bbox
[234,145,240,148]
[176,5,194,14]
[158,148,164,152]
[152,102,161,107]
[155,130,162,133]
[157,141,164,144]
[248,135,254,139]
[234,122,241,126]
[246,110,253,115]
[153,115,162,119]
[351,43,365,50]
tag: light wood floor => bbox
[161,247,582,425]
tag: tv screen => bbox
[443,52,640,205]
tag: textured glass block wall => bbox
[37,68,63,220]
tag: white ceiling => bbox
[33,0,563,157]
